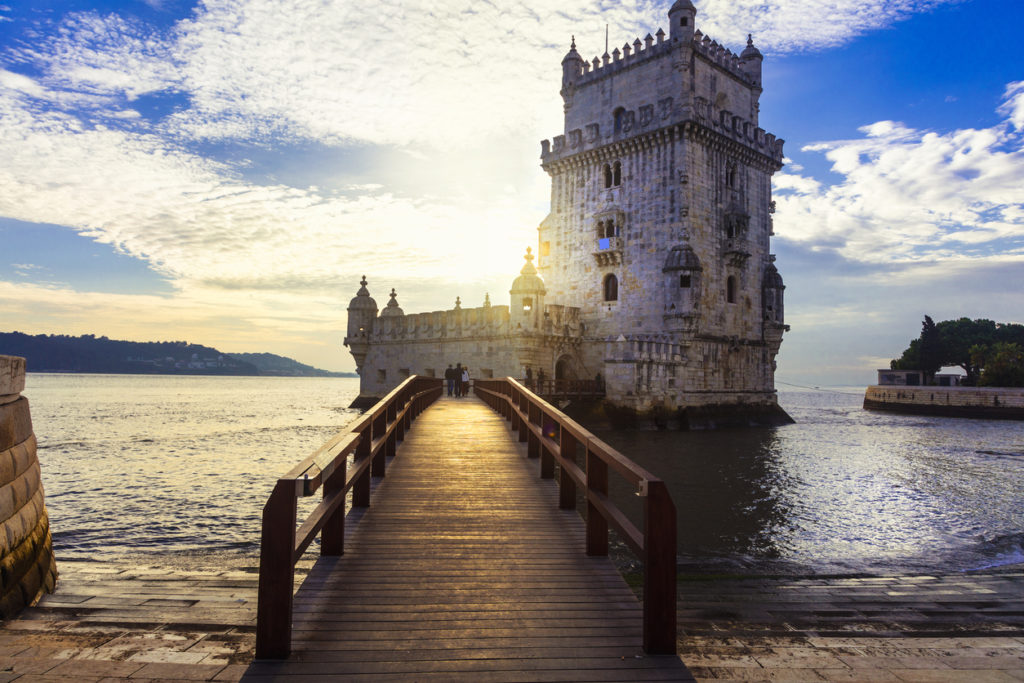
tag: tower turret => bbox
[343,275,378,374]
[380,288,404,317]
[561,37,585,103]
[740,34,763,87]
[509,248,546,331]
[668,0,696,43]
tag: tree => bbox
[977,343,1024,387]
[918,315,943,384]
[890,317,1024,386]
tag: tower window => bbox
[727,276,737,304]
[680,17,688,27]
[613,161,622,186]
[603,164,612,188]
[679,274,691,288]
[523,297,533,311]
[603,273,619,302]
[726,162,737,188]
[377,369,387,382]
[613,107,625,133]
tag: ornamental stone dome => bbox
[662,244,702,272]
[380,288,404,317]
[669,0,697,12]
[741,34,763,60]
[763,262,784,289]
[509,248,547,295]
[348,275,378,312]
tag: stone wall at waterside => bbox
[0,356,57,618]
[864,385,1024,420]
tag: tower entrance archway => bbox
[555,355,577,381]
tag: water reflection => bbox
[592,390,1024,575]
[598,427,799,572]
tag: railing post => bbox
[255,480,297,659]
[540,416,554,478]
[372,412,386,477]
[353,427,370,508]
[510,388,520,430]
[585,442,608,556]
[527,402,540,458]
[559,428,576,509]
[386,402,397,458]
[321,465,345,556]
[643,481,677,655]
[518,392,528,443]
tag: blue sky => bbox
[1,0,1021,383]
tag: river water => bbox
[24,374,1024,575]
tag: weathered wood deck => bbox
[243,396,692,681]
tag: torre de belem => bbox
[344,0,792,428]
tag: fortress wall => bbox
[0,356,58,619]
[864,386,1024,419]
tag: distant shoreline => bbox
[25,369,358,378]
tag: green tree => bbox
[978,342,1024,387]
[935,318,997,385]
[918,315,943,383]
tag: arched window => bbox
[726,162,737,189]
[726,276,737,304]
[603,273,619,302]
[613,107,625,133]
[613,161,622,186]
[603,164,612,189]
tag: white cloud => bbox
[695,0,959,52]
[774,84,1024,264]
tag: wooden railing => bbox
[255,375,443,659]
[473,377,678,655]
[523,377,604,399]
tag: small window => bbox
[523,297,533,311]
[399,368,410,379]
[603,164,612,188]
[679,274,691,288]
[613,161,622,186]
[613,107,625,133]
[727,276,736,304]
[603,274,619,302]
[726,163,737,189]
[424,368,436,378]
[680,17,688,27]
[377,369,387,382]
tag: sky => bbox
[0,0,1021,385]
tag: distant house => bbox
[877,369,965,386]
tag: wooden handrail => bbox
[523,377,604,398]
[473,377,677,655]
[255,375,443,659]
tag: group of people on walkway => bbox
[444,364,471,397]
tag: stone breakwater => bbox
[864,385,1024,420]
[0,355,57,617]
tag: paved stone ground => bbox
[1,561,1023,681]
[676,567,1024,682]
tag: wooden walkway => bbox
[243,396,692,681]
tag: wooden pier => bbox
[249,377,690,680]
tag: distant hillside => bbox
[227,352,355,377]
[0,332,354,377]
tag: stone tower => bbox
[537,1,791,425]
[342,1,791,427]
[342,276,377,374]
